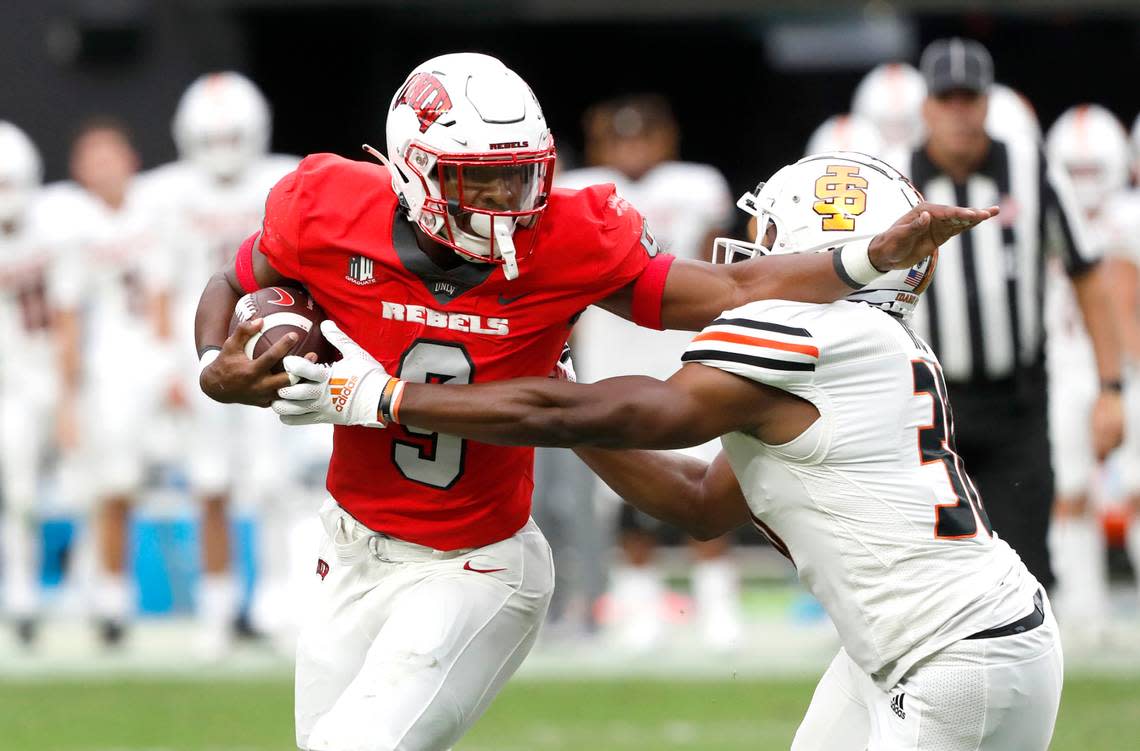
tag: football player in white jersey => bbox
[851,62,926,152]
[804,113,885,158]
[1100,112,1140,605]
[49,118,172,645]
[557,94,739,649]
[351,153,1058,750]
[0,122,57,645]
[1043,104,1131,639]
[150,71,303,655]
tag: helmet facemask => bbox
[411,143,553,279]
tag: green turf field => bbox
[1,675,1137,750]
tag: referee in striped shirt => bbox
[897,38,1123,588]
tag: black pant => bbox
[946,367,1054,588]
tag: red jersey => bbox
[255,154,659,549]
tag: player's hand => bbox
[868,202,1000,271]
[1092,390,1124,460]
[272,320,393,428]
[200,318,296,407]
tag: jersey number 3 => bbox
[912,360,993,539]
[392,340,473,489]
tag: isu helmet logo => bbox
[394,72,453,133]
[813,165,869,231]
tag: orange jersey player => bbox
[194,53,993,751]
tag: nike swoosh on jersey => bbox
[497,292,530,305]
[463,561,507,574]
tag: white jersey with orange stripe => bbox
[683,298,1040,689]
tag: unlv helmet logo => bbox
[394,72,453,133]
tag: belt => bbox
[965,590,1045,640]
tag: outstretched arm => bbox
[396,365,763,449]
[574,447,751,540]
[598,201,998,331]
[390,359,815,452]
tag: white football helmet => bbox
[851,63,926,150]
[715,152,933,318]
[172,71,271,182]
[1046,104,1129,214]
[985,83,1041,144]
[377,52,555,280]
[805,114,885,158]
[0,121,42,226]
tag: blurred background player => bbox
[49,118,171,646]
[1100,114,1140,611]
[150,71,304,656]
[803,114,885,158]
[850,62,927,157]
[0,122,55,646]
[988,83,1044,145]
[1043,104,1131,641]
[898,38,1122,591]
[557,94,739,650]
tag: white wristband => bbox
[199,348,221,374]
[839,244,886,288]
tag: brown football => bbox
[228,286,332,371]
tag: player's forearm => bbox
[56,309,82,394]
[397,376,705,450]
[194,271,242,356]
[658,253,851,331]
[1073,262,1122,382]
[573,447,747,540]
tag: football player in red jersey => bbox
[194,53,995,751]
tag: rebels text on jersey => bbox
[251,154,659,549]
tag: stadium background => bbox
[3,1,1140,750]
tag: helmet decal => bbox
[393,72,453,134]
[813,164,869,231]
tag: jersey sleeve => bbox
[568,185,660,300]
[681,300,820,390]
[255,154,349,282]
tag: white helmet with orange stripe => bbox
[715,152,933,318]
[851,63,926,150]
[804,114,885,158]
[0,121,42,226]
[173,71,271,182]
[1045,104,1129,214]
[985,83,1041,145]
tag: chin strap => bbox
[496,223,519,280]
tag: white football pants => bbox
[296,499,554,751]
[792,594,1063,751]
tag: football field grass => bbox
[1,675,1137,750]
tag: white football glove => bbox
[272,320,397,428]
[551,343,576,382]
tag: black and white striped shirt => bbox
[900,139,1097,383]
